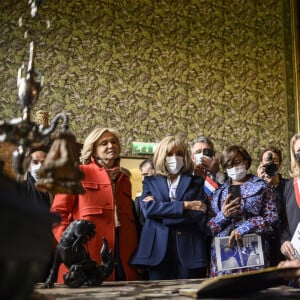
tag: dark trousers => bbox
[114,227,126,281]
[149,229,207,280]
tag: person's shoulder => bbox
[143,175,167,186]
[80,162,96,171]
[284,177,294,188]
[143,175,157,182]
[278,173,290,183]
[119,169,132,185]
[120,166,132,178]
[244,174,271,193]
[190,173,204,183]
[248,174,261,181]
[80,162,107,183]
[248,174,266,185]
[120,167,130,176]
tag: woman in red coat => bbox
[51,127,139,282]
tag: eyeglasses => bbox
[227,159,244,169]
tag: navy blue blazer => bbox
[130,173,209,268]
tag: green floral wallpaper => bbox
[0,0,296,176]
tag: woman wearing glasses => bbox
[208,145,278,277]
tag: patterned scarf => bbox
[94,157,121,226]
[106,166,121,192]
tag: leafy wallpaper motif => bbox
[0,0,295,176]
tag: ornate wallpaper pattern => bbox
[0,0,295,176]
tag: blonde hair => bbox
[80,127,121,164]
[289,132,300,177]
[153,135,194,176]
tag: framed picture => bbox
[215,234,264,271]
[291,222,300,258]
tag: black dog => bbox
[44,219,114,288]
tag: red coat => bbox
[51,160,139,282]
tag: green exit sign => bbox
[132,142,158,155]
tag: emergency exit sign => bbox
[132,142,158,155]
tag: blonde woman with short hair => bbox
[281,133,300,260]
[131,134,209,280]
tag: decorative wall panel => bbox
[0,0,295,176]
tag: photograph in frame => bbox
[291,222,300,258]
[215,233,264,271]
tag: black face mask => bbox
[296,152,300,162]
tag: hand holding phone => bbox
[223,185,241,218]
[228,185,241,202]
[203,148,214,158]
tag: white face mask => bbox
[30,163,41,181]
[165,156,184,175]
[226,165,247,181]
[194,153,203,165]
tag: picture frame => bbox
[215,233,264,271]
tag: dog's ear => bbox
[74,223,85,238]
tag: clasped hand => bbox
[183,200,207,213]
[142,196,155,202]
[143,196,207,213]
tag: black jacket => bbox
[281,177,300,243]
[22,172,51,209]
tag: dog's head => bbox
[73,220,96,241]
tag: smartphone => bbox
[203,148,214,158]
[228,185,241,202]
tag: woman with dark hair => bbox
[208,145,278,277]
[130,134,209,280]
